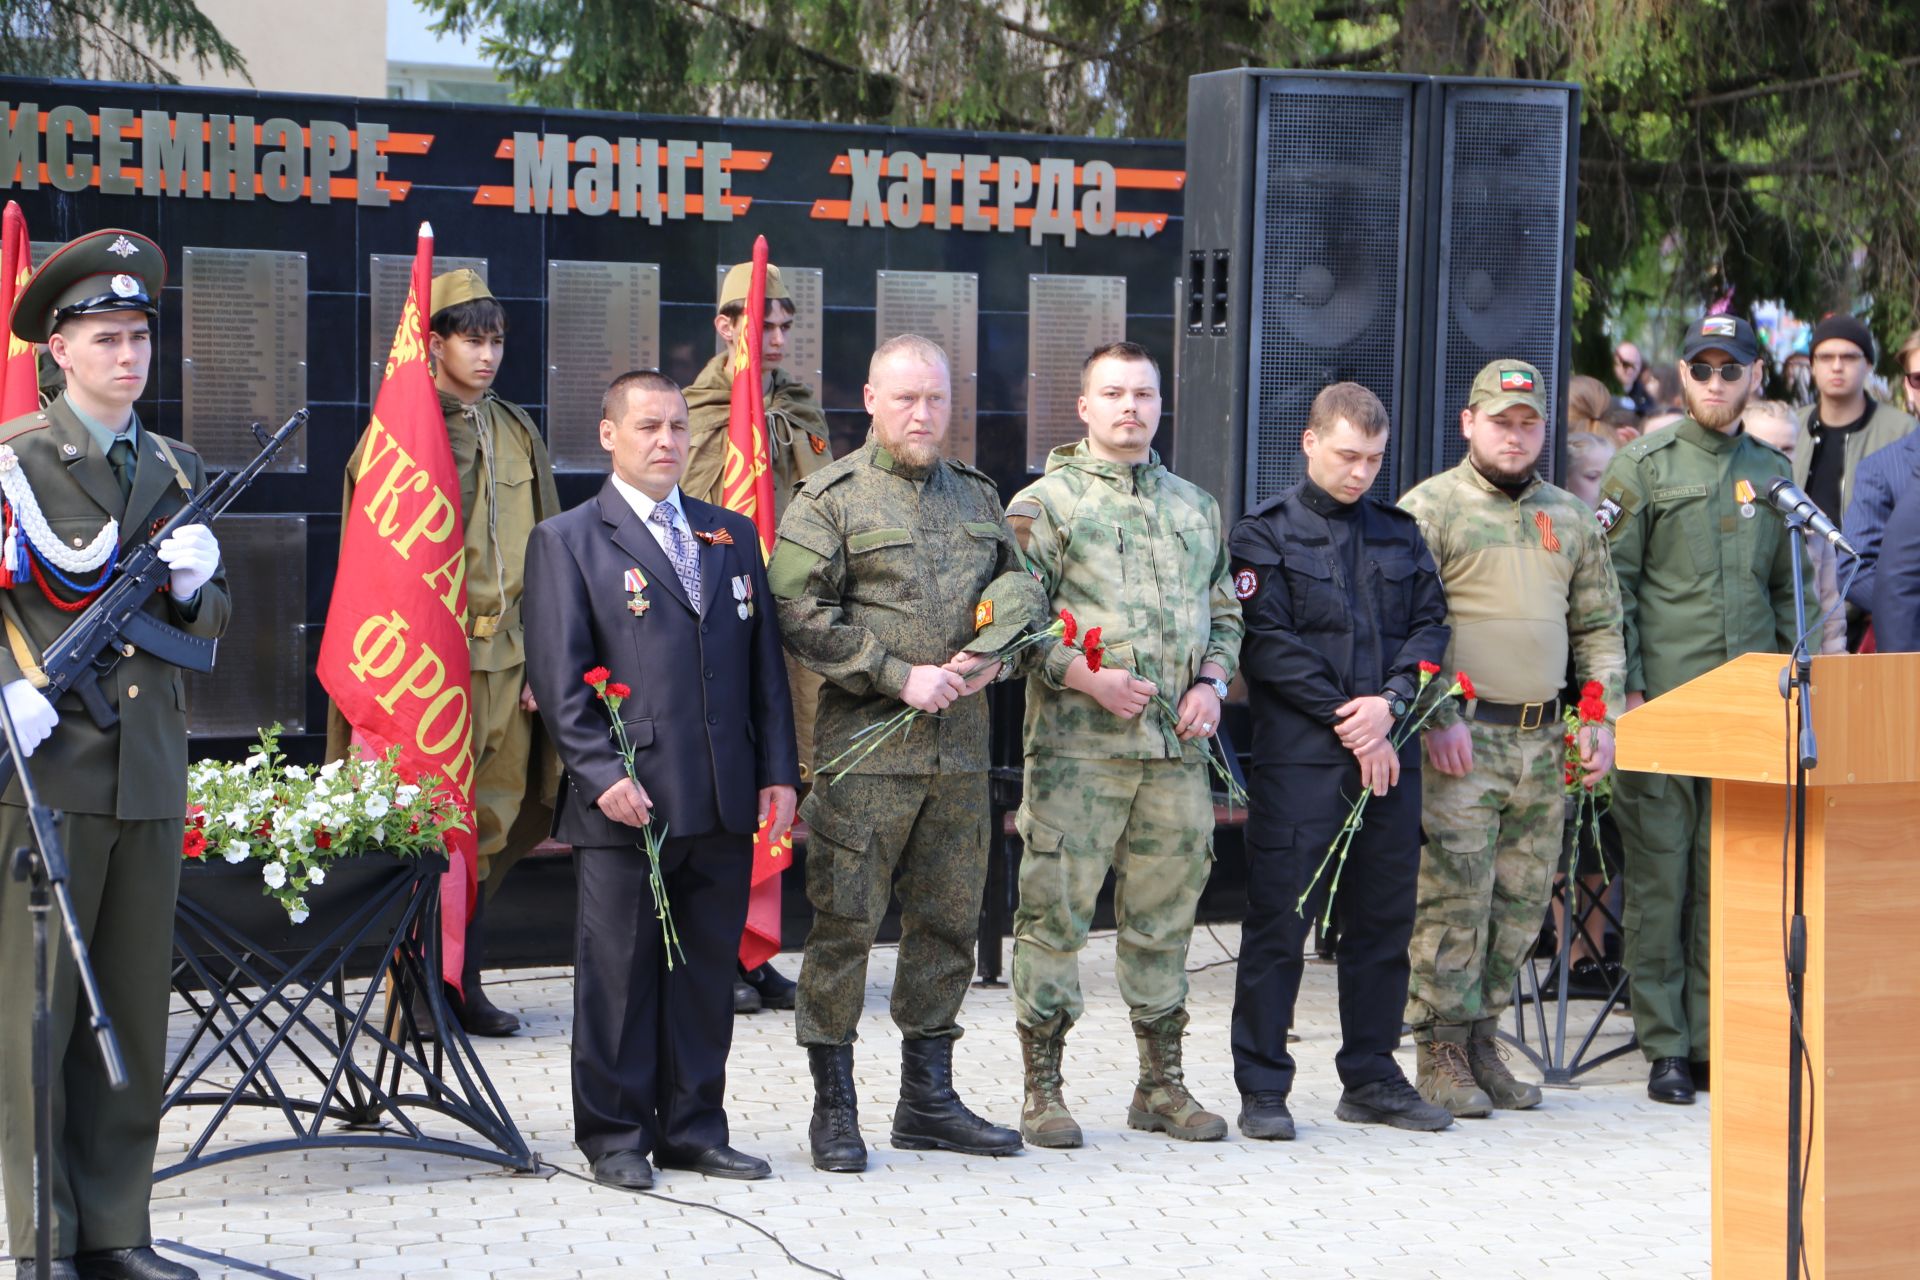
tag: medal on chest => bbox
[623,566,650,616]
[732,573,755,619]
[1734,478,1757,519]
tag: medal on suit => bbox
[732,573,753,619]
[624,566,650,616]
[1735,478,1756,519]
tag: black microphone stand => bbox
[1776,512,1817,1280]
[1,693,126,1280]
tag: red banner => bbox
[316,222,480,990]
[720,235,788,971]
[0,202,39,421]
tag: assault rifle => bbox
[0,409,309,788]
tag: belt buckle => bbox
[470,614,501,639]
[1519,701,1545,731]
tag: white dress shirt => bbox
[610,474,693,558]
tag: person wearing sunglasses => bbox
[1790,314,1917,525]
[1595,313,1815,1106]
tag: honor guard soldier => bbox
[1396,361,1626,1117]
[0,230,230,1280]
[333,269,561,1037]
[682,260,832,1015]
[1003,342,1243,1148]
[770,334,1046,1173]
[1601,314,1812,1105]
[1228,382,1453,1138]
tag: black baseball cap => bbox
[1679,314,1759,365]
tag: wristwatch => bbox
[1195,675,1229,701]
[1384,692,1409,719]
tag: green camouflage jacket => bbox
[769,437,1046,776]
[1398,459,1626,727]
[1007,442,1243,760]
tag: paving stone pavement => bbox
[7,925,1709,1278]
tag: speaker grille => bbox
[1247,78,1413,507]
[1432,87,1570,480]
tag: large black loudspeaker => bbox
[1175,69,1578,519]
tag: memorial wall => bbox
[0,78,1184,752]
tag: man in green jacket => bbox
[0,229,231,1280]
[1792,311,1917,522]
[1003,341,1241,1148]
[1601,313,1812,1105]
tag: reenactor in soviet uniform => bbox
[331,269,560,1036]
[1229,382,1453,1139]
[1601,314,1811,1105]
[1004,341,1243,1148]
[0,230,230,1280]
[770,334,1047,1173]
[1397,360,1626,1117]
[682,261,832,1015]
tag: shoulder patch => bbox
[1005,498,1043,522]
[1233,567,1259,600]
[1595,497,1623,531]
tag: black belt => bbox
[1468,698,1560,730]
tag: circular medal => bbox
[1740,502,1756,518]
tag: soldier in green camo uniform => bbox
[1600,314,1811,1107]
[1003,341,1243,1148]
[769,333,1048,1173]
[1397,360,1626,1118]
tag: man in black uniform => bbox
[1227,382,1452,1140]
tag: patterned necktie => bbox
[651,501,701,610]
[108,437,135,501]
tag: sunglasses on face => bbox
[1687,361,1748,383]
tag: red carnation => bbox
[182,828,207,860]
[1578,694,1607,723]
[1456,671,1477,700]
[1059,609,1077,645]
[1083,626,1105,674]
[583,666,611,688]
[1418,660,1441,676]
[606,682,632,700]
[1582,680,1603,700]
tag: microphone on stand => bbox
[1763,476,1857,556]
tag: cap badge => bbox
[1499,370,1535,392]
[1702,316,1738,337]
[107,235,138,259]
[974,599,993,631]
[110,274,141,298]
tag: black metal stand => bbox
[1779,517,1817,1280]
[161,854,533,1178]
[1502,824,1637,1083]
[2,689,126,1280]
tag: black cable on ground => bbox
[539,1158,846,1280]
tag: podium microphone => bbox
[1763,476,1857,556]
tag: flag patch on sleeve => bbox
[1234,568,1259,600]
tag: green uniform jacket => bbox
[1007,442,1242,760]
[1599,417,1812,700]
[1792,398,1918,518]
[0,398,231,819]
[682,353,832,527]
[769,438,1046,776]
[1397,459,1625,728]
[326,392,562,816]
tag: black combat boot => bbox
[891,1037,1023,1156]
[740,960,798,1010]
[807,1044,868,1172]
[448,891,519,1037]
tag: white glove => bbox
[3,679,58,758]
[157,523,221,600]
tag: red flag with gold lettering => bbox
[720,235,787,970]
[317,222,480,989]
[0,202,39,420]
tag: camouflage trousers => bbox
[795,771,989,1046]
[1405,719,1563,1031]
[1012,755,1214,1029]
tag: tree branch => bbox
[1687,54,1920,110]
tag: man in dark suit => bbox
[524,370,798,1190]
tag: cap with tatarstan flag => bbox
[1680,312,1760,365]
[1468,359,1548,417]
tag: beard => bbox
[1468,449,1537,486]
[890,437,942,468]
[1684,381,1750,431]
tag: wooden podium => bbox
[1617,651,1920,1278]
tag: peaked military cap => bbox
[1468,359,1548,418]
[10,229,165,344]
[962,572,1044,655]
[718,261,791,310]
[429,267,493,319]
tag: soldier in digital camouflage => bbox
[1396,359,1625,1118]
[1002,340,1242,1149]
[768,333,1047,1173]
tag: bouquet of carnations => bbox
[1296,662,1474,927]
[1562,680,1613,878]
[584,665,684,968]
[184,725,467,923]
